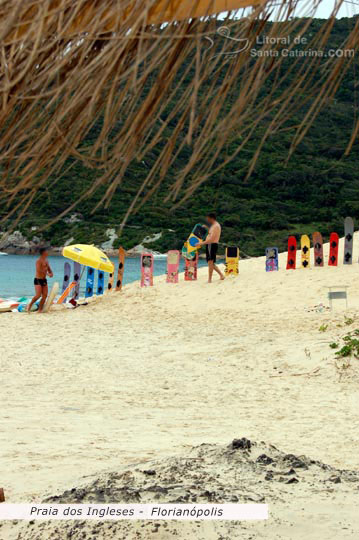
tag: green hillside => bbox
[2,16,359,256]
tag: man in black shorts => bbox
[27,247,53,313]
[198,213,225,283]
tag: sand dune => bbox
[1,233,359,538]
[3,438,359,539]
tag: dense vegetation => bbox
[2,16,359,256]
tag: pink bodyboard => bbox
[166,250,180,283]
[141,253,154,287]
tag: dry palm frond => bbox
[0,0,358,231]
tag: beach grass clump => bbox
[319,324,328,333]
[335,334,359,360]
[330,330,359,378]
[344,316,355,326]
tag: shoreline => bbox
[0,248,160,257]
[0,249,223,259]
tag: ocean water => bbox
[0,254,206,300]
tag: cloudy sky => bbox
[300,0,358,18]
[225,0,359,20]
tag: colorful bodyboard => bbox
[312,232,324,267]
[265,247,279,272]
[166,250,180,283]
[225,246,239,276]
[141,253,154,287]
[182,223,208,260]
[85,267,95,298]
[301,235,310,268]
[62,262,71,294]
[115,247,126,291]
[344,217,354,265]
[57,281,76,304]
[286,236,297,270]
[184,252,198,281]
[43,282,59,313]
[97,270,105,295]
[73,262,81,299]
[328,232,339,266]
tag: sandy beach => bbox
[1,235,359,538]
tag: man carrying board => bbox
[198,212,225,283]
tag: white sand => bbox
[1,233,359,537]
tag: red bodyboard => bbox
[286,236,297,270]
[328,233,339,266]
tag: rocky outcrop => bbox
[63,213,83,224]
[125,232,164,256]
[101,228,118,250]
[0,228,196,257]
[0,231,45,254]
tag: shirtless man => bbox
[27,247,53,313]
[198,212,225,283]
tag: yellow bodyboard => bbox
[225,247,239,276]
[301,235,310,268]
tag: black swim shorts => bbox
[34,277,47,286]
[206,243,218,263]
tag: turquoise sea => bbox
[0,254,206,300]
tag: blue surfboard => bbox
[85,267,95,298]
[97,270,105,295]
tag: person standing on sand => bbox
[198,212,225,283]
[27,247,53,313]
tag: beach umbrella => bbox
[62,244,114,274]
